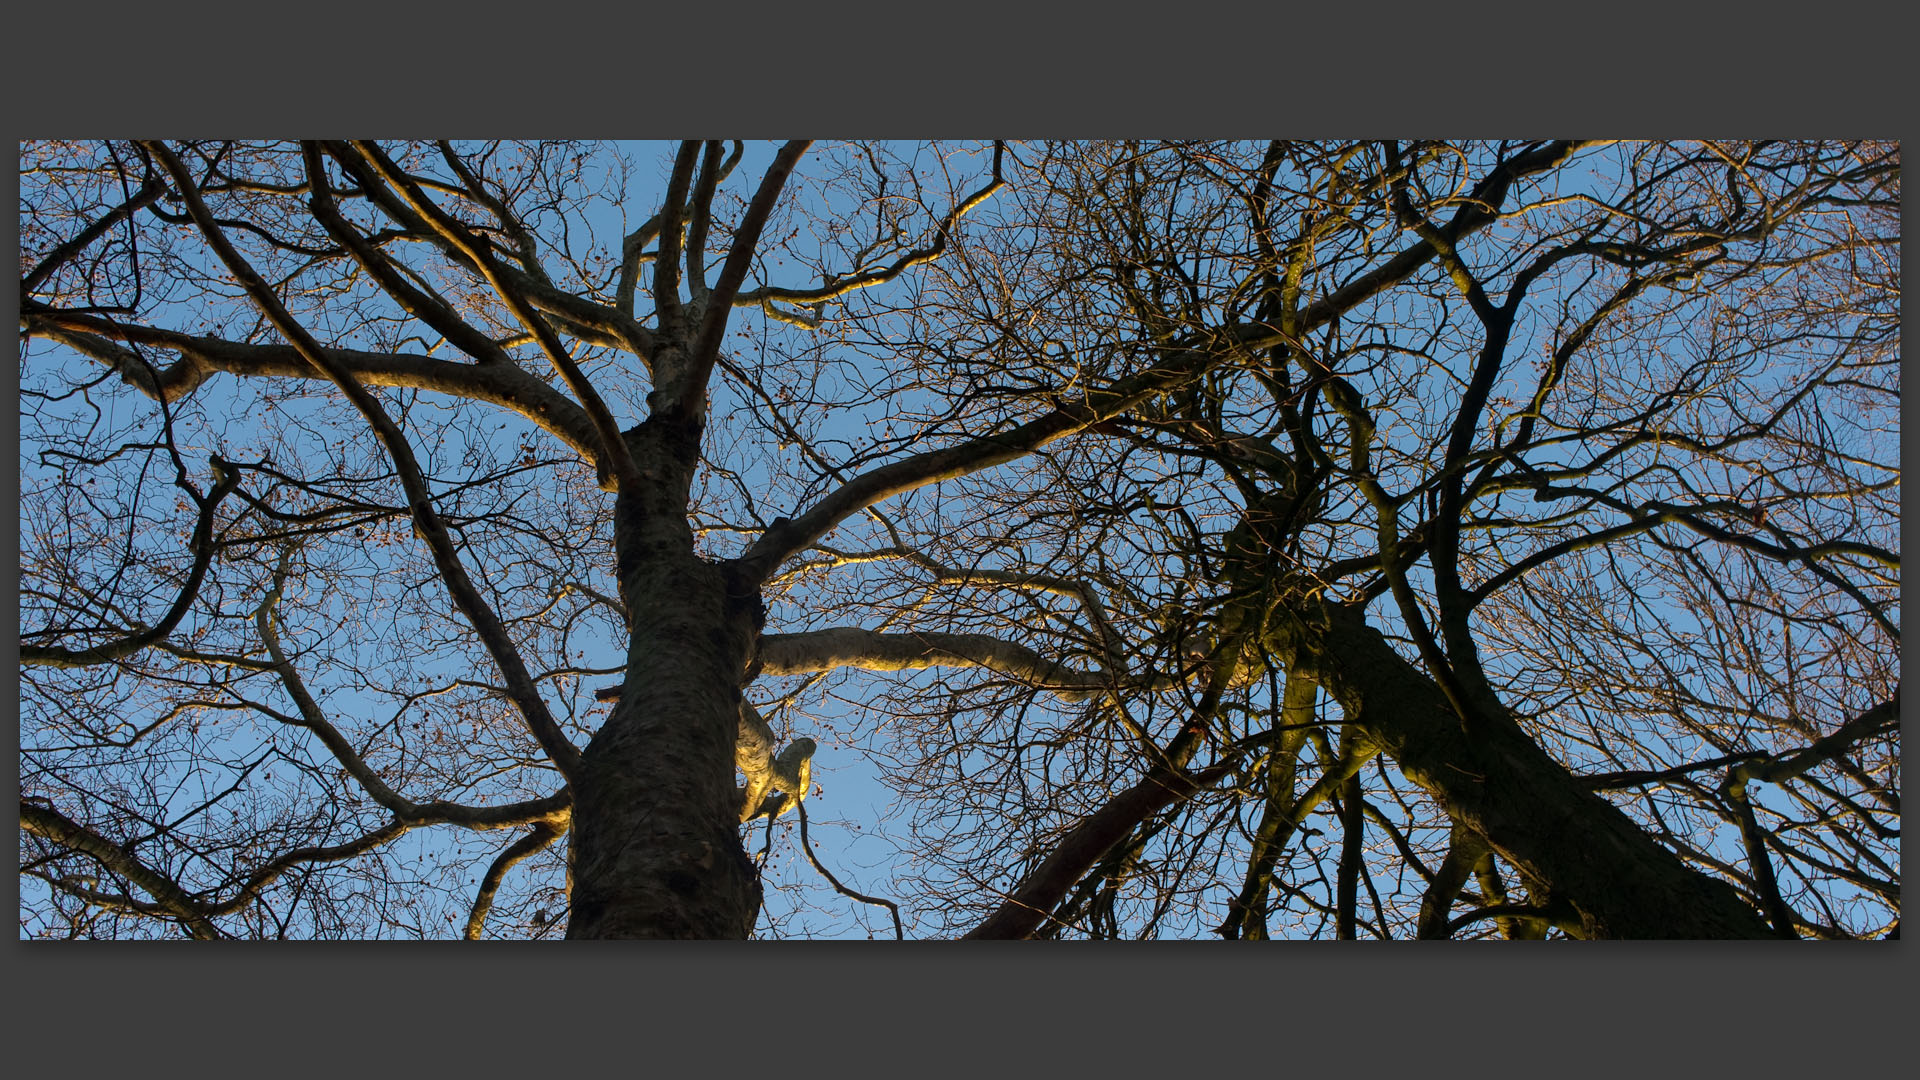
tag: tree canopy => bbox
[18,139,1899,939]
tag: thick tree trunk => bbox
[1287,603,1777,939]
[565,484,763,938]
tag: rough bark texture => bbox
[565,430,765,939]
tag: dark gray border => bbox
[7,0,1908,1073]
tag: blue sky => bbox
[20,140,1896,939]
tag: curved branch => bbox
[201,819,413,918]
[1444,903,1563,938]
[734,338,1240,584]
[735,140,1003,310]
[143,140,586,781]
[304,147,519,368]
[961,757,1239,940]
[463,820,566,940]
[793,801,904,940]
[247,548,573,829]
[653,141,700,336]
[23,174,168,294]
[1720,771,1803,939]
[346,140,642,493]
[23,309,603,461]
[1277,600,1778,938]
[903,553,1129,673]
[679,140,811,419]
[1415,819,1488,939]
[22,460,239,668]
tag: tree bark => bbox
[565,477,765,938]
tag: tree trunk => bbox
[565,484,763,938]
[1284,603,1778,939]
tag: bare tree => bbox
[18,139,1898,939]
[891,140,1899,940]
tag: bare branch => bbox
[20,800,224,939]
[736,141,1004,310]
[345,140,643,493]
[23,174,167,294]
[464,820,565,940]
[678,140,811,420]
[22,459,239,668]
[142,140,586,781]
[756,627,1135,702]
[793,801,903,940]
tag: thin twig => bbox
[793,801,904,940]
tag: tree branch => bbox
[20,800,224,939]
[345,140,643,493]
[22,174,168,294]
[21,458,239,668]
[1275,599,1778,938]
[464,820,565,940]
[794,801,904,940]
[756,627,1138,702]
[734,339,1240,584]
[23,308,603,460]
[961,757,1238,939]
[678,140,811,420]
[143,140,587,782]
[735,141,1004,310]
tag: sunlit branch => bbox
[1291,141,1588,331]
[1415,819,1488,939]
[346,140,643,494]
[734,340,1246,585]
[683,141,726,307]
[678,140,811,421]
[436,140,554,290]
[894,551,1128,673]
[29,308,605,461]
[653,141,700,340]
[1220,667,1321,940]
[734,141,1004,311]
[303,147,521,367]
[19,800,223,939]
[464,820,566,940]
[1444,904,1562,938]
[755,627,1141,702]
[143,140,587,781]
[1720,768,1803,939]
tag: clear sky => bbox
[21,140,1893,940]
